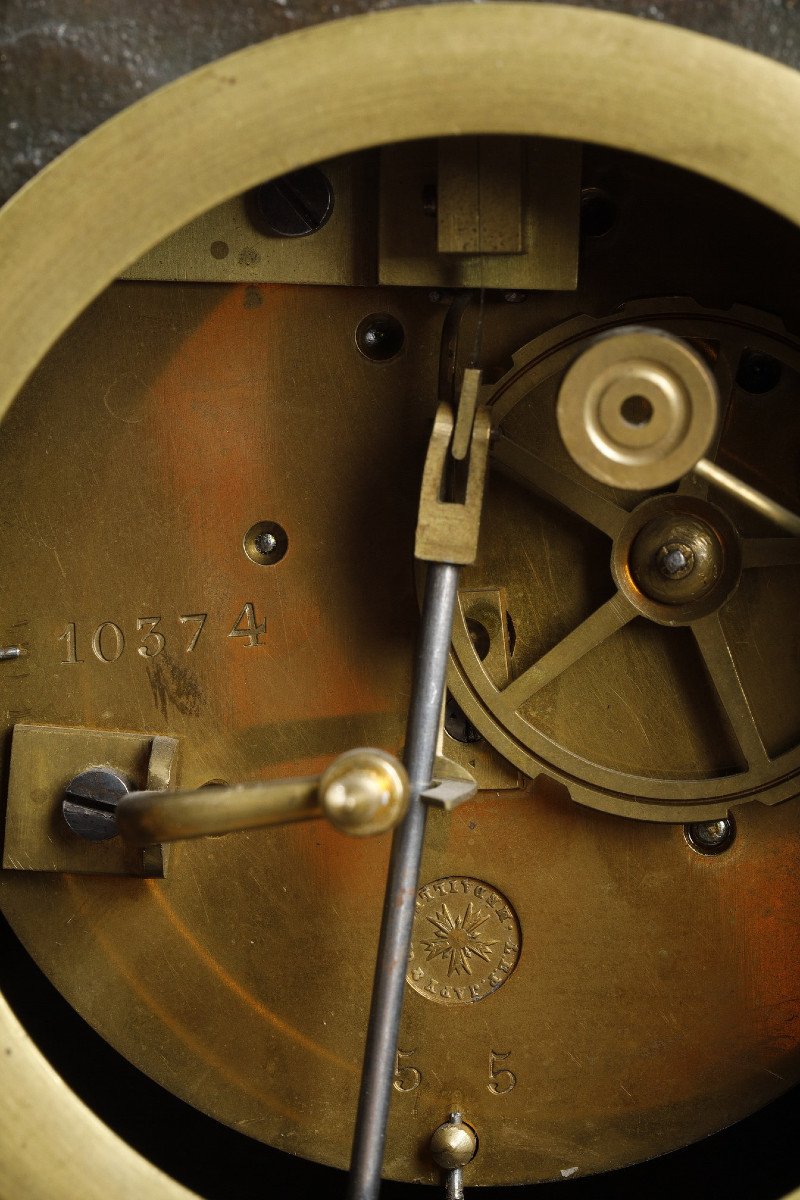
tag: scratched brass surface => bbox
[3,5,800,1193]
[1,265,800,1184]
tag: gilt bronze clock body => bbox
[3,5,800,1198]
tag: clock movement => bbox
[2,5,800,1198]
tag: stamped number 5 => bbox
[488,1050,516,1095]
[393,1048,421,1093]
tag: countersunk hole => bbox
[684,817,736,856]
[736,349,783,395]
[466,618,491,661]
[620,394,654,427]
[580,187,617,238]
[444,694,483,745]
[355,314,405,362]
[243,521,288,566]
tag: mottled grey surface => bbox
[1,0,799,205]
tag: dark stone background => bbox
[1,0,800,206]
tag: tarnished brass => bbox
[0,990,197,1200]
[694,457,800,536]
[556,326,719,489]
[124,155,376,286]
[442,588,521,793]
[437,138,523,255]
[558,326,800,533]
[415,402,491,565]
[614,495,742,624]
[379,139,580,290]
[2,724,176,876]
[116,748,409,844]
[429,1116,478,1170]
[4,277,800,1186]
[5,4,800,1195]
[449,298,800,824]
[451,367,481,462]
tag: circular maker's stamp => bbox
[407,876,521,1005]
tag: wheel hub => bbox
[615,494,741,622]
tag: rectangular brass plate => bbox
[123,155,377,285]
[380,138,581,290]
[3,724,174,876]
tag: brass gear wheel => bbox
[449,298,800,822]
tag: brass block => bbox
[123,155,376,286]
[3,724,174,876]
[438,136,523,255]
[381,138,580,290]
[415,404,491,565]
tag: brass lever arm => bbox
[115,749,409,846]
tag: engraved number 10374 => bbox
[58,603,266,664]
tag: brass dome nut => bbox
[429,1117,478,1170]
[319,748,409,837]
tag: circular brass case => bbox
[3,6,800,1197]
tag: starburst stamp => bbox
[406,876,521,1005]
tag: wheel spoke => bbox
[677,368,734,498]
[692,613,768,768]
[677,471,707,499]
[492,434,627,539]
[500,591,637,712]
[741,537,800,569]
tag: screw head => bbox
[62,767,130,841]
[254,166,334,238]
[685,817,736,855]
[656,541,695,580]
[629,511,725,609]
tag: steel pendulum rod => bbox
[347,377,491,1200]
[346,561,460,1200]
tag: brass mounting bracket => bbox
[2,725,177,877]
[415,372,491,566]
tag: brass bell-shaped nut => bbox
[429,1117,478,1171]
[319,748,410,837]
